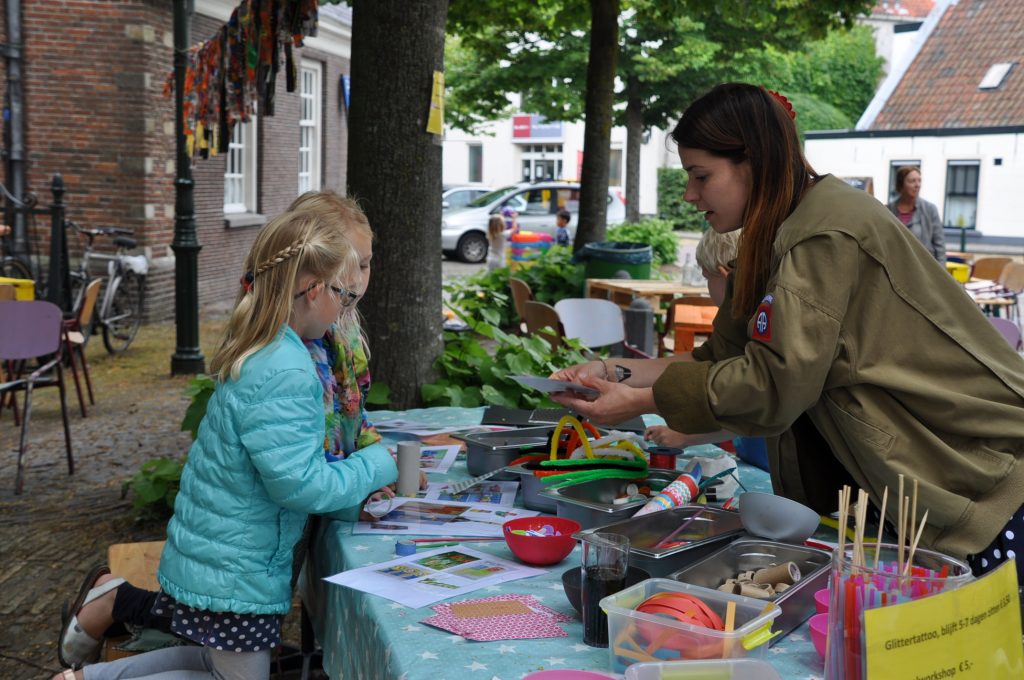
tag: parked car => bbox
[442,184,495,211]
[441,181,627,263]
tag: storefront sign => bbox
[512,114,562,140]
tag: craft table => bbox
[301,407,825,679]
[585,278,708,311]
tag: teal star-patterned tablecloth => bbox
[301,407,825,679]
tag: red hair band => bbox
[767,90,797,120]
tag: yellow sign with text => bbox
[427,70,444,135]
[864,559,1022,679]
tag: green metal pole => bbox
[170,0,205,375]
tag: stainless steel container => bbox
[452,427,554,480]
[571,505,745,577]
[668,538,831,643]
[504,462,558,512]
[541,469,680,529]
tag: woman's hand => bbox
[549,376,657,424]
[644,425,689,448]
[550,360,606,383]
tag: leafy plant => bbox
[607,218,679,266]
[122,374,214,520]
[657,168,706,232]
[121,457,183,521]
[423,308,591,408]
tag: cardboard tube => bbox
[753,561,801,586]
[396,441,421,496]
[718,580,742,595]
[739,582,775,599]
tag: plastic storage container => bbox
[601,578,781,674]
[576,241,653,279]
[624,658,782,680]
[0,276,35,300]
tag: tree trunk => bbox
[624,77,642,223]
[572,0,620,251]
[348,0,448,409]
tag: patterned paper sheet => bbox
[423,593,572,641]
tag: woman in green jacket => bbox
[553,83,1024,585]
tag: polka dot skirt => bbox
[967,504,1023,587]
[153,592,282,652]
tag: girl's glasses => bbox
[294,281,359,307]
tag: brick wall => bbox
[1,1,351,322]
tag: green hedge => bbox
[657,167,706,231]
[607,218,678,266]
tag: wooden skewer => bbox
[897,474,905,576]
[911,478,919,565]
[904,509,929,576]
[874,486,888,571]
[901,496,910,584]
[837,488,847,559]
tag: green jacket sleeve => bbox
[654,233,856,437]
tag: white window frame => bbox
[299,60,323,194]
[224,115,258,214]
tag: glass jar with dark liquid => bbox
[580,532,630,647]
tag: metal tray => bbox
[668,537,831,643]
[504,463,558,512]
[451,426,555,480]
[572,505,745,577]
[541,469,680,529]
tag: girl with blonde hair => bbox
[55,199,397,680]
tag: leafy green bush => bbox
[423,309,590,408]
[444,246,586,332]
[657,167,706,231]
[607,218,679,266]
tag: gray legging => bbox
[82,646,271,680]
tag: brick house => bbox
[1,0,353,320]
[804,0,1024,239]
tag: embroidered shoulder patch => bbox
[752,294,773,342]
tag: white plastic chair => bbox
[553,298,651,357]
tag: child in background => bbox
[54,198,398,680]
[645,228,770,468]
[501,205,520,236]
[554,209,571,246]
[486,214,507,272]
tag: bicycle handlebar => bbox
[66,220,134,238]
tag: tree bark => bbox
[348,0,448,408]
[572,0,620,251]
[624,77,642,223]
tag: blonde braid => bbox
[254,240,306,276]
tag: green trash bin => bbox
[575,241,653,279]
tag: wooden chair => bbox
[508,277,533,334]
[0,284,15,301]
[663,296,718,354]
[971,257,1012,281]
[0,300,74,493]
[523,300,564,351]
[996,261,1024,323]
[65,278,102,417]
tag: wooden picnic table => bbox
[585,278,708,310]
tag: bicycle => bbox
[66,220,149,354]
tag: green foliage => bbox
[786,25,883,122]
[180,374,215,440]
[607,218,679,266]
[444,246,586,331]
[121,457,183,521]
[423,309,591,409]
[366,382,392,407]
[787,92,854,138]
[657,168,706,231]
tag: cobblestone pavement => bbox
[0,314,232,679]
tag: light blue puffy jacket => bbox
[157,326,396,614]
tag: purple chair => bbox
[987,315,1023,351]
[0,300,74,493]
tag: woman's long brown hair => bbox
[671,83,819,319]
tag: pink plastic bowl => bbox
[814,588,830,614]
[809,613,829,660]
[502,516,581,566]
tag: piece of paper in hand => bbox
[510,375,599,398]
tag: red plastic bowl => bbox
[809,613,829,660]
[502,516,581,566]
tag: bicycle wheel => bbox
[0,256,33,281]
[102,271,144,354]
